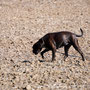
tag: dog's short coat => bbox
[32,28,85,61]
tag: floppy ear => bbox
[39,38,43,43]
[39,38,44,47]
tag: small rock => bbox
[26,85,32,90]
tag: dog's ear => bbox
[39,38,43,43]
[39,38,44,46]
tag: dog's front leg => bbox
[41,49,49,59]
[52,49,56,61]
[51,44,56,61]
[49,39,56,61]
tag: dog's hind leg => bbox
[64,44,71,60]
[72,39,85,61]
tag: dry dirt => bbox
[0,0,90,90]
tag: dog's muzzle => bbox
[33,50,38,55]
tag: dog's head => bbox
[32,38,44,55]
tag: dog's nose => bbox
[32,50,35,54]
[33,50,38,55]
[35,51,38,55]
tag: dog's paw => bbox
[39,59,45,62]
[51,58,56,62]
[64,56,68,61]
[40,53,44,59]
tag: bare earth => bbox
[0,0,90,90]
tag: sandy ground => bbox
[0,0,90,90]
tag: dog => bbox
[32,28,85,61]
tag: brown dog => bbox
[32,28,85,61]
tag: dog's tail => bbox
[76,28,83,37]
